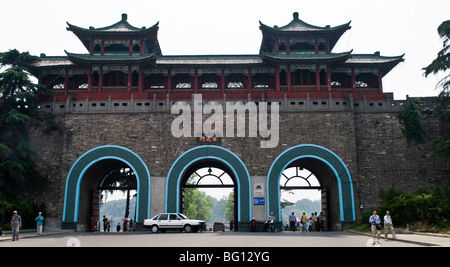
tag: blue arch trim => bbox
[267,144,355,223]
[62,145,151,226]
[165,145,252,222]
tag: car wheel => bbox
[184,224,192,233]
[151,225,159,233]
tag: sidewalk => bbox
[348,230,450,246]
[2,229,449,246]
[0,229,70,242]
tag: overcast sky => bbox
[1,0,448,99]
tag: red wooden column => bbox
[286,65,292,92]
[63,69,69,96]
[286,38,291,55]
[129,39,133,56]
[138,66,143,92]
[127,65,132,92]
[314,37,319,55]
[274,38,280,54]
[378,68,383,92]
[140,39,145,55]
[221,68,225,94]
[194,69,198,94]
[89,39,94,56]
[167,68,172,94]
[98,65,103,93]
[315,65,321,91]
[351,68,356,94]
[87,66,92,92]
[101,38,105,56]
[247,68,252,94]
[275,66,280,92]
[326,65,332,92]
[325,35,330,54]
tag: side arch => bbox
[62,145,151,229]
[267,144,355,224]
[165,145,252,223]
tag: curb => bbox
[347,230,438,246]
[0,230,70,242]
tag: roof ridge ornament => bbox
[122,13,128,22]
[293,12,299,20]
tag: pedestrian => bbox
[267,212,276,232]
[129,219,134,232]
[116,222,121,232]
[263,216,271,232]
[369,209,382,245]
[318,212,325,231]
[35,212,44,235]
[289,212,296,232]
[313,212,319,231]
[301,212,307,232]
[10,211,22,241]
[383,210,397,241]
[250,217,258,232]
[103,215,108,232]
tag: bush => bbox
[377,187,450,230]
[0,193,46,230]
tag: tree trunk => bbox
[124,189,130,218]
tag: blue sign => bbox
[254,197,265,205]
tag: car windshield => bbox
[178,213,189,220]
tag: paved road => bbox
[1,230,448,247]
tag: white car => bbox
[143,213,206,233]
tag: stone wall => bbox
[354,97,449,212]
[26,97,449,230]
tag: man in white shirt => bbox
[288,212,296,232]
[383,210,397,241]
[369,209,381,245]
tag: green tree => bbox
[222,191,234,221]
[0,49,48,192]
[184,188,214,221]
[183,173,214,221]
[423,20,450,157]
[423,20,450,96]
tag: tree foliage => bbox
[0,49,49,193]
[184,188,214,221]
[0,192,46,229]
[397,99,425,143]
[372,187,450,231]
[222,191,234,221]
[423,21,450,157]
[423,20,450,95]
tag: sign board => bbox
[196,135,221,144]
[254,197,265,206]
[254,183,264,197]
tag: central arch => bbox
[267,144,355,230]
[165,145,252,230]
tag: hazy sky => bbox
[1,0,448,100]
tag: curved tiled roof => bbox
[260,12,351,33]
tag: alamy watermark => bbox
[170,94,280,148]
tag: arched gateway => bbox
[62,145,151,230]
[267,144,355,229]
[165,145,252,230]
